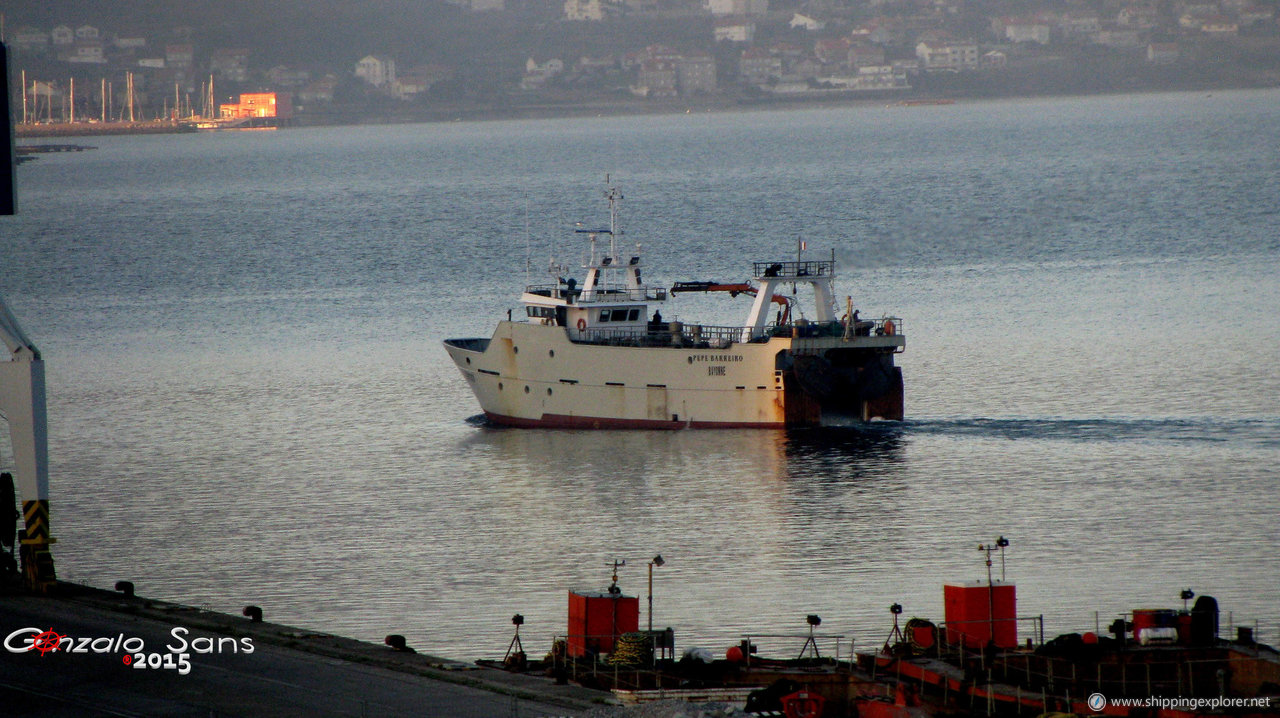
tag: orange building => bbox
[219,92,293,120]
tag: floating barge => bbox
[487,557,1280,717]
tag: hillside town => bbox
[6,0,1279,130]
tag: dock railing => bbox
[738,631,849,665]
[545,628,855,691]
[935,614,1046,652]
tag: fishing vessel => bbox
[443,185,905,428]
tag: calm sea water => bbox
[3,89,1278,660]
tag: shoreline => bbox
[15,80,1278,140]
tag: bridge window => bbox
[599,308,638,322]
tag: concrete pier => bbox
[0,581,602,717]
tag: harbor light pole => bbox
[647,554,664,634]
[978,536,1010,646]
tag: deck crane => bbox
[1,41,56,590]
[0,298,56,589]
[669,281,795,326]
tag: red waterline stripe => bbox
[484,412,786,430]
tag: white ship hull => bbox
[445,321,904,429]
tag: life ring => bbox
[884,320,896,336]
[576,318,587,331]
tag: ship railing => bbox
[753,260,835,280]
[579,317,904,348]
[524,284,667,303]
[753,317,904,343]
[579,323,753,349]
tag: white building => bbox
[915,41,979,71]
[814,65,909,90]
[1003,21,1051,44]
[10,27,49,52]
[1093,29,1142,47]
[356,55,397,87]
[521,58,565,89]
[565,0,619,20]
[714,17,757,42]
[1059,11,1101,37]
[66,42,106,64]
[789,13,825,31]
[113,32,148,50]
[678,55,717,95]
[707,0,767,17]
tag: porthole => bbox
[498,382,504,391]
[549,349,555,358]
[687,356,693,364]
[546,388,553,396]
[513,346,519,354]
[524,385,530,394]
[465,357,471,365]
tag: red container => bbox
[1132,608,1178,644]
[781,690,826,718]
[943,582,1017,649]
[567,590,639,657]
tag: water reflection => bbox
[458,420,909,492]
[781,425,907,478]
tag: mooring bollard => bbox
[385,634,415,653]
